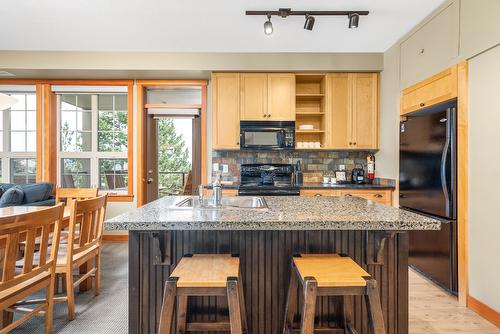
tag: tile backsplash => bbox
[212,150,372,182]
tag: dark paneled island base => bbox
[129,230,408,334]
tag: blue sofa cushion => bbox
[18,182,53,204]
[0,186,25,207]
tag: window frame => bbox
[53,82,134,202]
[0,89,39,184]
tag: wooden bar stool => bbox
[158,254,248,334]
[283,254,386,334]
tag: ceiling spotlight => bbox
[264,14,273,35]
[304,14,315,31]
[348,13,359,28]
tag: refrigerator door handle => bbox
[441,110,452,217]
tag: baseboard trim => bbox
[103,234,129,243]
[468,295,500,327]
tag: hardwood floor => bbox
[409,268,499,333]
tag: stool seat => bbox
[171,254,240,288]
[293,254,370,287]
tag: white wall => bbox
[467,44,500,311]
[376,44,400,181]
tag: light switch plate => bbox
[222,164,229,173]
[213,163,219,172]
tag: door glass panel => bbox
[157,118,192,198]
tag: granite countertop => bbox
[298,183,394,190]
[105,196,439,231]
[205,183,395,190]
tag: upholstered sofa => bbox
[0,182,55,208]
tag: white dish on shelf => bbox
[298,124,314,130]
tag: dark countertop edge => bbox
[205,183,395,190]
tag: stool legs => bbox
[159,277,177,334]
[300,277,318,334]
[237,274,248,333]
[176,296,188,334]
[283,269,298,334]
[364,278,386,334]
[159,275,248,334]
[227,277,243,334]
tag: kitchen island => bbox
[105,196,439,334]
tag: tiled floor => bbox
[11,243,499,333]
[409,268,499,333]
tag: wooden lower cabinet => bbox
[300,189,340,197]
[339,189,392,205]
[222,189,238,196]
[300,189,393,205]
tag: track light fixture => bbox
[247,8,368,34]
[304,14,315,31]
[348,13,360,29]
[264,14,273,35]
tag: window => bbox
[0,91,37,184]
[57,92,130,195]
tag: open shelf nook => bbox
[295,74,327,149]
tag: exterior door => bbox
[240,73,268,120]
[267,73,295,121]
[146,116,159,203]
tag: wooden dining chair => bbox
[0,204,64,334]
[55,195,107,320]
[55,187,99,205]
[53,187,99,293]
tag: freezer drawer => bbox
[409,221,457,294]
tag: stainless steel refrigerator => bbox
[399,99,458,295]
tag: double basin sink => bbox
[174,196,268,210]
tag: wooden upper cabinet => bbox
[351,73,379,149]
[211,73,240,149]
[328,73,351,149]
[267,73,295,121]
[326,73,379,150]
[401,65,457,115]
[240,73,268,121]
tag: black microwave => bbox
[240,121,295,150]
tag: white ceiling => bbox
[0,0,446,53]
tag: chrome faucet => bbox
[212,172,222,207]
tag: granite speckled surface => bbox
[105,196,439,231]
[205,183,394,190]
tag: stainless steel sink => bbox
[174,196,268,210]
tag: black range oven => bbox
[240,121,295,150]
[238,163,299,196]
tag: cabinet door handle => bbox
[314,194,323,197]
[353,142,357,145]
[263,114,267,118]
[374,194,383,198]
[349,142,353,145]
[236,142,239,145]
[420,102,425,107]
[344,194,352,197]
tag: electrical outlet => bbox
[222,164,229,173]
[339,164,346,171]
[213,163,219,172]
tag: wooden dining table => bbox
[0,205,93,292]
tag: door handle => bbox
[374,194,383,198]
[147,177,154,184]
